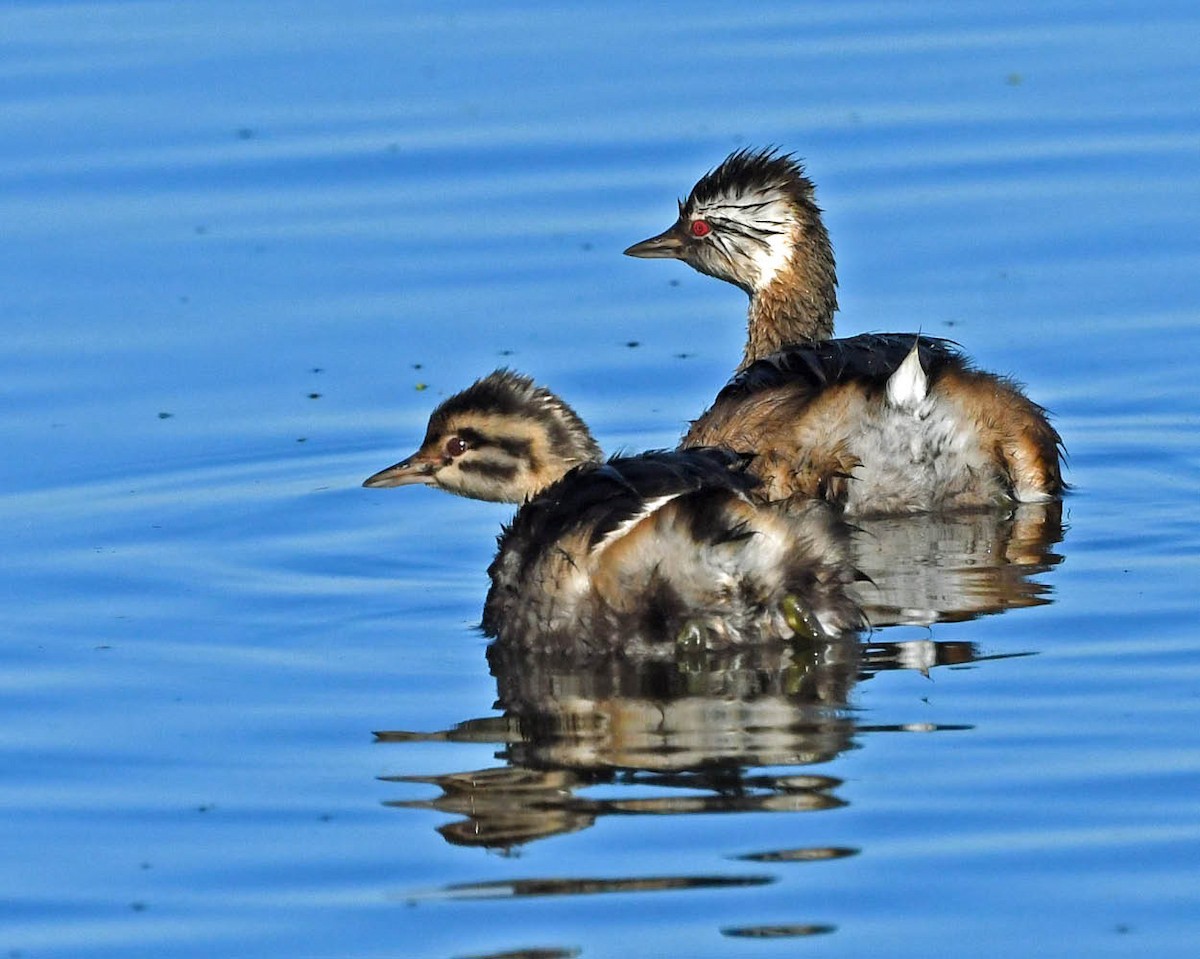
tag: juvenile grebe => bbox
[625,148,1064,511]
[363,370,862,654]
[362,369,601,503]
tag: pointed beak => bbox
[362,451,439,489]
[624,223,687,259]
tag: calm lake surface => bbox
[3,2,1199,957]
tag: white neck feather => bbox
[749,229,795,292]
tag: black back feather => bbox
[713,332,966,404]
[489,447,759,584]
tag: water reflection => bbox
[850,502,1064,627]
[455,951,580,959]
[378,634,982,850]
[721,923,837,939]
[424,873,775,902]
[376,501,1064,942]
[736,846,858,863]
[379,504,1060,806]
[454,950,580,959]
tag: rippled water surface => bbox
[3,2,1199,957]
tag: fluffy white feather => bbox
[886,344,929,412]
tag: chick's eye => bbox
[445,436,468,457]
[690,219,712,238]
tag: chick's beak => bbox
[623,222,687,259]
[362,451,439,489]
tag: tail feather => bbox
[885,338,928,411]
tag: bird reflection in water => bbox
[851,501,1064,628]
[375,502,1059,858]
[379,639,860,851]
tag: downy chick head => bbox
[362,369,603,503]
[624,147,833,299]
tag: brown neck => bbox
[737,221,838,368]
[740,274,838,368]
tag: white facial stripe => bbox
[748,229,794,291]
[694,183,796,291]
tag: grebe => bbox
[626,147,839,367]
[625,147,1064,512]
[362,368,601,504]
[363,370,862,654]
[682,332,1062,513]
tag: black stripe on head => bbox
[426,370,539,439]
[697,218,780,284]
[457,426,533,461]
[425,369,599,464]
[458,459,519,483]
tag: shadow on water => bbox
[376,502,1064,862]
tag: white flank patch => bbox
[886,344,929,412]
[592,493,682,553]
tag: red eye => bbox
[445,436,468,457]
[690,219,711,237]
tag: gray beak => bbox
[624,223,687,259]
[362,452,439,489]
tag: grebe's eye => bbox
[445,436,468,457]
[690,219,712,238]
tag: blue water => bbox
[3,2,1199,957]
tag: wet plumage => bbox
[683,333,1063,514]
[364,370,863,654]
[625,148,840,363]
[626,148,1065,511]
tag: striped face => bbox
[625,148,820,295]
[436,412,559,502]
[681,182,798,293]
[362,370,603,504]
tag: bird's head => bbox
[625,147,827,296]
[363,369,602,503]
